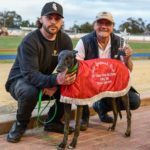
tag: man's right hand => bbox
[42,87,57,97]
[56,69,77,85]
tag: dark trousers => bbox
[9,78,64,125]
[82,88,141,119]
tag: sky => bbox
[0,0,150,29]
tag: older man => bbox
[75,11,140,131]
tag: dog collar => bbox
[68,63,78,73]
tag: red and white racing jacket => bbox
[60,58,131,105]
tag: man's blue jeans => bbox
[82,88,141,120]
[93,88,141,114]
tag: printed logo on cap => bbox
[52,3,57,11]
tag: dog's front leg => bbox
[121,94,131,137]
[68,105,82,149]
[58,103,71,150]
[108,98,118,131]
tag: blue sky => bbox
[0,0,150,29]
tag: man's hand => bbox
[42,87,57,96]
[118,45,132,59]
[56,69,77,85]
[119,46,133,71]
[124,46,133,59]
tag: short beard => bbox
[43,24,58,35]
[97,31,109,39]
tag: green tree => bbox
[119,17,145,34]
[146,23,150,31]
[20,20,36,27]
[20,20,30,27]
[0,11,22,28]
[70,24,80,33]
[30,22,36,27]
[80,22,93,33]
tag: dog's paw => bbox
[125,131,131,137]
[108,126,115,131]
[57,146,65,150]
[67,145,74,149]
[57,142,66,149]
[67,141,77,149]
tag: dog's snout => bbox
[56,65,67,73]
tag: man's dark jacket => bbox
[81,31,123,60]
[5,29,73,91]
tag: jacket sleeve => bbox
[74,39,85,60]
[18,39,57,88]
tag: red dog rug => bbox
[60,58,131,105]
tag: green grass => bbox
[0,52,17,55]
[0,36,23,49]
[0,59,15,63]
[0,36,150,55]
[129,41,150,53]
[72,38,79,48]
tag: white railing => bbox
[69,33,150,41]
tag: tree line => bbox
[0,11,35,28]
[0,11,150,34]
[71,19,150,35]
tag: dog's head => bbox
[56,50,78,73]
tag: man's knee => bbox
[129,91,141,110]
[93,98,112,113]
[15,79,39,101]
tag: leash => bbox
[36,62,78,126]
[36,90,57,126]
[67,62,78,73]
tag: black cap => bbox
[41,2,63,18]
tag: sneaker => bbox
[44,121,74,134]
[100,114,113,123]
[93,104,113,123]
[80,119,89,131]
[7,122,27,143]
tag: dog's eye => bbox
[65,58,69,64]
[64,57,72,67]
[66,57,71,62]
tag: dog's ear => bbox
[72,50,78,55]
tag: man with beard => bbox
[75,11,140,131]
[6,2,76,143]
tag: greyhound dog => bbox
[56,50,131,149]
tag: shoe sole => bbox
[80,127,88,131]
[7,137,20,143]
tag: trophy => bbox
[115,29,130,63]
[120,28,130,47]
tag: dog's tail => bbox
[118,110,122,119]
[117,100,122,119]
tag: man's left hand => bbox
[124,46,133,59]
